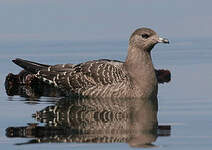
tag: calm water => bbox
[1,38,212,149]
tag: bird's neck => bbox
[124,45,157,97]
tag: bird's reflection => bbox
[6,97,171,147]
[5,69,171,147]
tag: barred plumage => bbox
[6,97,169,146]
[12,28,169,98]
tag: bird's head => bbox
[129,27,169,52]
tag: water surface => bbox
[1,38,212,149]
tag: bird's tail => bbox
[12,58,50,74]
[12,58,64,89]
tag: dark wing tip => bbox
[12,58,17,63]
[11,58,43,74]
[12,58,22,64]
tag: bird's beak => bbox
[158,37,169,44]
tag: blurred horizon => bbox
[0,0,211,42]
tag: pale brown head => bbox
[129,27,169,52]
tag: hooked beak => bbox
[158,37,169,44]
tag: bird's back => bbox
[13,58,132,98]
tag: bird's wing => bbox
[47,63,76,72]
[12,58,171,94]
[35,59,129,92]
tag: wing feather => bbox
[36,59,129,94]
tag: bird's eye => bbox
[141,34,149,39]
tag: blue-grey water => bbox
[1,38,212,150]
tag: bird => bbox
[12,27,169,98]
